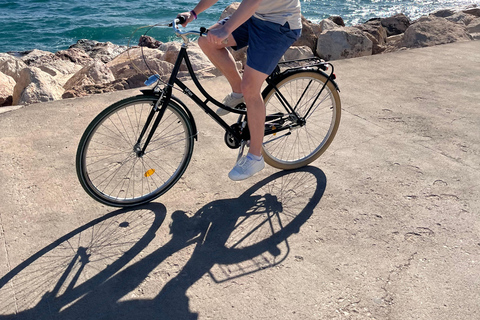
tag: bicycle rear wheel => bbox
[262,70,341,169]
[76,95,194,207]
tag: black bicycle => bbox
[76,17,341,207]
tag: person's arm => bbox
[178,0,220,27]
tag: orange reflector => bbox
[272,125,276,136]
[144,169,155,177]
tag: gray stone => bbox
[317,27,373,61]
[403,16,472,48]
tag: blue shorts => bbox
[220,16,301,75]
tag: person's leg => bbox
[198,30,242,94]
[241,65,268,157]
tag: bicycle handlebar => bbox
[170,17,208,43]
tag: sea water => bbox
[1,0,479,53]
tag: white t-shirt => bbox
[253,0,302,29]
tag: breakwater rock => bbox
[1,4,479,107]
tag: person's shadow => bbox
[0,167,326,319]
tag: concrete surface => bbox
[0,40,479,319]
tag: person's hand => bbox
[176,11,195,27]
[207,25,230,46]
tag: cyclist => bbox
[178,0,302,181]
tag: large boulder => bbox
[63,60,115,92]
[403,15,472,48]
[55,48,94,66]
[444,12,476,25]
[13,67,64,105]
[0,72,15,106]
[159,42,214,72]
[466,17,480,39]
[220,2,240,19]
[281,46,315,61]
[463,7,480,18]
[107,47,173,86]
[316,27,373,61]
[293,16,322,51]
[69,39,127,63]
[381,14,411,36]
[355,18,388,54]
[18,49,83,86]
[0,53,28,82]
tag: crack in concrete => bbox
[380,252,418,316]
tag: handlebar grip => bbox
[176,15,186,25]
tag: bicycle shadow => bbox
[0,166,327,320]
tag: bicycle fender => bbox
[264,68,340,95]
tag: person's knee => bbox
[198,36,208,51]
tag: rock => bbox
[0,53,28,82]
[220,2,240,19]
[293,16,322,52]
[403,15,472,48]
[381,14,411,36]
[19,49,56,66]
[463,7,480,18]
[107,47,173,86]
[138,35,162,49]
[328,15,345,27]
[431,9,456,18]
[445,12,476,25]
[281,46,315,61]
[0,72,15,106]
[466,17,480,39]
[316,27,373,61]
[55,48,93,66]
[159,42,214,72]
[70,39,127,63]
[13,67,64,105]
[319,19,339,32]
[355,19,388,54]
[16,49,83,86]
[63,60,115,92]
[467,17,480,33]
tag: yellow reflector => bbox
[144,169,155,177]
[272,125,276,136]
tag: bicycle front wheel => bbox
[76,95,195,207]
[262,70,341,169]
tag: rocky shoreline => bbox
[1,4,479,108]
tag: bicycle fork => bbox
[134,89,171,157]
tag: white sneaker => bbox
[216,93,245,116]
[228,154,265,181]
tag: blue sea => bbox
[1,0,479,53]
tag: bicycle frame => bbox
[137,42,249,155]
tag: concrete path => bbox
[1,40,479,319]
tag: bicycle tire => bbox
[76,95,194,207]
[262,70,341,169]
